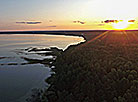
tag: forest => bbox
[27,31,138,102]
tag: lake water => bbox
[0,34,85,102]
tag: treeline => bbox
[27,35,138,102]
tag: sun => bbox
[112,21,129,30]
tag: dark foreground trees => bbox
[44,42,138,102]
[27,32,138,102]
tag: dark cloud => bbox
[16,21,42,24]
[73,21,86,24]
[80,22,85,24]
[26,22,41,24]
[102,20,118,23]
[102,20,136,23]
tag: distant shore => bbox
[0,30,138,34]
[0,30,108,37]
[1,30,138,39]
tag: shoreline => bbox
[25,33,87,102]
[28,30,138,102]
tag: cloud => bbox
[102,20,118,23]
[102,20,136,23]
[73,21,86,24]
[128,20,135,22]
[16,21,42,24]
[16,22,26,24]
[46,26,57,28]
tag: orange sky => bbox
[1,0,138,31]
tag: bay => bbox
[0,34,85,102]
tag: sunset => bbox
[0,0,138,102]
[0,0,138,31]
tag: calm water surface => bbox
[0,34,85,102]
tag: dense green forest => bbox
[27,31,138,102]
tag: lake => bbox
[0,34,85,102]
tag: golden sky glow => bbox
[0,0,138,31]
